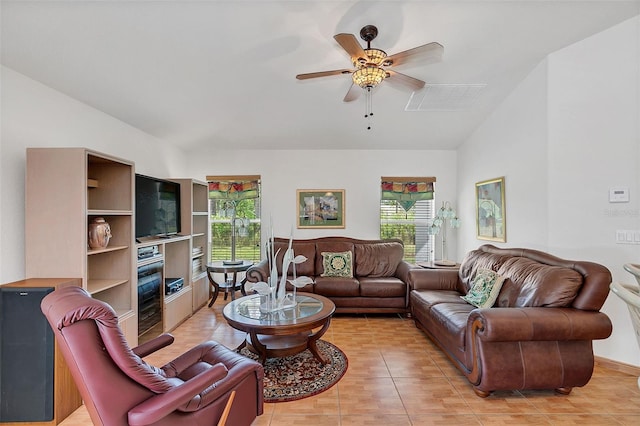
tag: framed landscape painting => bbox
[476,177,506,242]
[297,189,345,229]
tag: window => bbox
[380,177,436,263]
[207,176,261,263]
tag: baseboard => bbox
[595,356,640,376]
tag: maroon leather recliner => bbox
[40,286,263,425]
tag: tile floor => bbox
[60,297,640,425]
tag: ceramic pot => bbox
[88,217,112,249]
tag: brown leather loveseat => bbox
[408,244,613,397]
[246,237,412,313]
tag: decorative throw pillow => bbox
[321,251,353,278]
[461,268,505,308]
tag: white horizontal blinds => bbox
[380,177,436,263]
[207,176,262,263]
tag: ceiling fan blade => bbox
[334,33,366,61]
[296,69,353,80]
[384,42,444,68]
[343,83,361,102]
[386,70,426,90]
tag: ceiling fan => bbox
[296,25,444,109]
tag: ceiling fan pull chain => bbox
[365,87,373,130]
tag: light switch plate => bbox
[609,187,630,203]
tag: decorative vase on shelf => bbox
[88,217,112,249]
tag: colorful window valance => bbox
[381,176,436,212]
[207,175,261,200]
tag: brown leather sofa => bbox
[407,244,613,397]
[246,237,412,313]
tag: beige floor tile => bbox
[544,414,621,425]
[409,414,482,425]
[337,376,406,415]
[341,413,412,425]
[474,414,552,425]
[394,376,471,415]
[263,413,341,425]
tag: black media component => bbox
[137,262,163,338]
[165,278,184,294]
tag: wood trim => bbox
[206,175,261,182]
[595,356,640,377]
[381,176,436,183]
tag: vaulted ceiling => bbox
[2,1,639,152]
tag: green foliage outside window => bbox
[210,198,261,262]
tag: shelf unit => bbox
[26,148,137,345]
[173,179,210,310]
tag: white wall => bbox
[547,17,640,365]
[186,148,458,249]
[0,67,188,283]
[457,16,640,366]
[458,59,549,256]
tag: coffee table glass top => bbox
[233,294,323,323]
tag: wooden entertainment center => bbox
[25,148,210,346]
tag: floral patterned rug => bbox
[240,340,348,403]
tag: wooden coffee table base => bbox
[223,294,335,365]
[240,318,331,365]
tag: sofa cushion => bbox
[321,251,353,277]
[359,277,406,298]
[496,257,583,307]
[314,276,359,297]
[315,242,354,274]
[273,241,316,276]
[430,302,474,353]
[410,289,465,313]
[459,250,511,292]
[461,268,505,308]
[354,242,403,277]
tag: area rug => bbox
[240,340,348,403]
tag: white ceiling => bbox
[2,1,639,152]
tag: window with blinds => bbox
[380,177,436,263]
[207,176,261,263]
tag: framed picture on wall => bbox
[297,189,345,229]
[476,177,506,242]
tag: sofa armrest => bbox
[394,260,414,284]
[468,307,613,342]
[406,268,460,291]
[246,259,269,283]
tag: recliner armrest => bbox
[132,333,175,358]
[128,363,229,426]
[468,307,613,342]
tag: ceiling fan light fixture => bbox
[352,66,386,88]
[364,48,387,65]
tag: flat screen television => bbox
[135,174,181,239]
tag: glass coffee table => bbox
[222,293,335,364]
